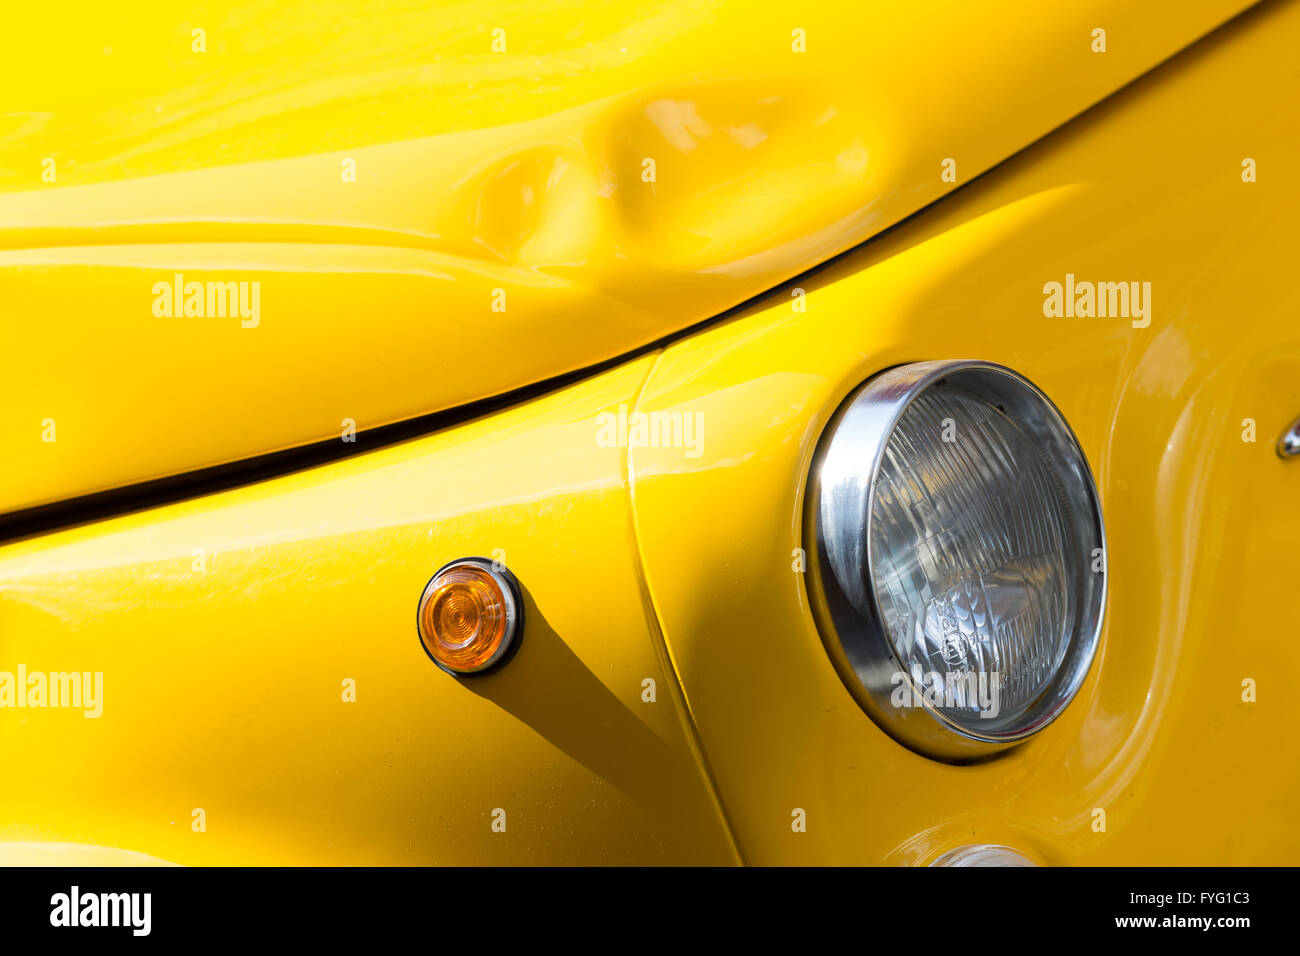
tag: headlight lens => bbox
[806,361,1105,760]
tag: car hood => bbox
[0,0,1255,516]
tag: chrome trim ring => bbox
[416,557,523,676]
[1278,414,1300,458]
[930,844,1039,867]
[804,361,1107,762]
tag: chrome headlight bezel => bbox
[804,360,1106,761]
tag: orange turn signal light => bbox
[417,558,522,675]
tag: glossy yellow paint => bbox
[0,355,739,865]
[1,0,1293,867]
[629,0,1300,864]
[0,0,1254,513]
[0,843,175,866]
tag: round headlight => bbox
[805,361,1105,761]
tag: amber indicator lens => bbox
[417,560,519,674]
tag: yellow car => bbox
[1,0,1296,870]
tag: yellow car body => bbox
[1,0,1296,864]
